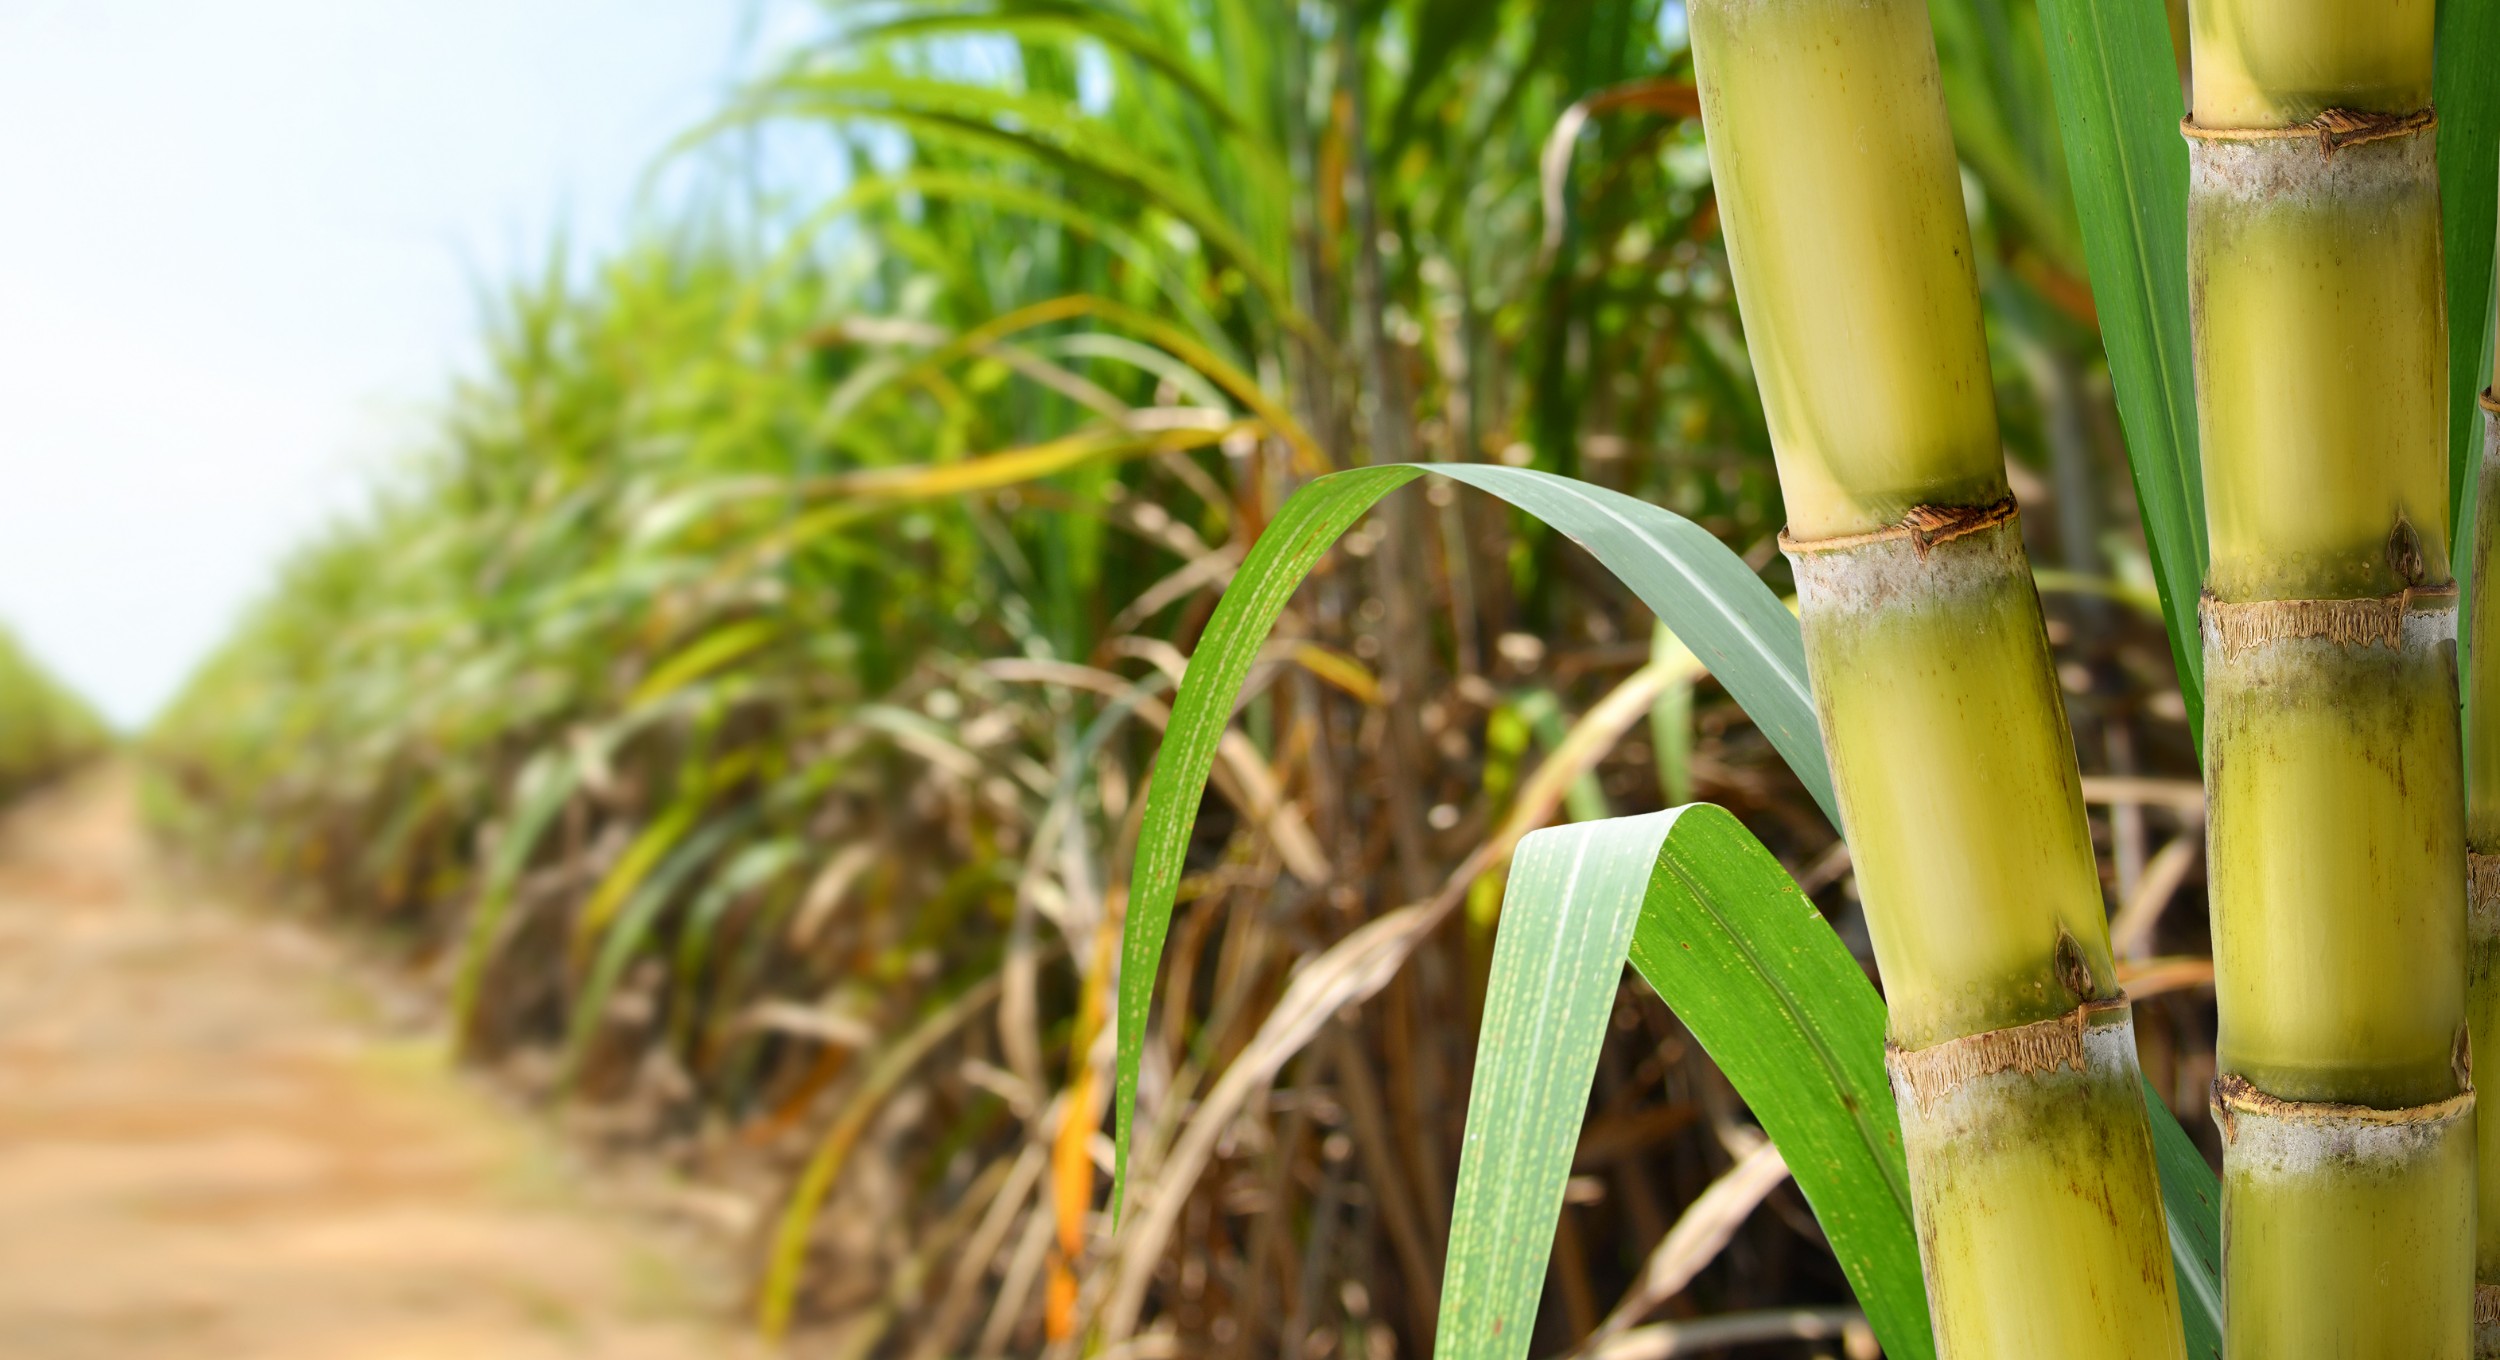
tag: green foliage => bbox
[0,627,106,800]
[2031,0,2204,739]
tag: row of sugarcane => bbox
[147,0,1904,1345]
[1692,0,2500,1355]
[0,626,105,803]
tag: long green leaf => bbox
[1440,804,1931,1360]
[2439,0,2500,554]
[2033,0,2205,741]
[2144,1071,2224,1360]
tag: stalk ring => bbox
[2182,106,2435,154]
[2200,586,2457,658]
[1885,996,2132,1112]
[1778,495,2016,560]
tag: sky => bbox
[0,2,802,727]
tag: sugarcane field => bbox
[15,1,2500,1357]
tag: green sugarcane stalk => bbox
[2185,7,2473,1355]
[1689,1,2182,1353]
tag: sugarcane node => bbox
[2479,386,2500,417]
[2477,1283,2500,1329]
[2207,1076,2475,1188]
[2180,105,2437,155]
[2456,1022,2474,1095]
[2199,585,2458,659]
[2210,1072,2474,1139]
[1776,494,2017,561]
[1885,997,2130,1113]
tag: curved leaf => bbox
[1117,463,1829,1211]
[1426,464,1830,820]
[755,975,1003,1339]
[701,75,1294,316]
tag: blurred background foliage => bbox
[0,626,107,802]
[144,0,2210,1353]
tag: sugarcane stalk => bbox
[1689,1,2183,1353]
[2184,9,2472,1355]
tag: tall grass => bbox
[149,0,2213,1351]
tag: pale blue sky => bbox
[0,2,806,726]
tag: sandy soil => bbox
[0,770,765,1360]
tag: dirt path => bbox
[0,771,765,1360]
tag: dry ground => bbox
[0,770,765,1360]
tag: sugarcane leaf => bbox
[2144,1071,2224,1360]
[2032,0,2205,743]
[1115,463,1831,1213]
[450,748,586,1041]
[755,974,1004,1340]
[2016,13,2281,1337]
[2015,18,2237,1344]
[628,618,779,711]
[825,1,1262,146]
[702,76,1295,317]
[752,170,1236,358]
[807,293,1319,469]
[1439,803,1932,1360]
[558,809,749,1090]
[2438,0,2500,555]
[568,795,703,958]
[671,837,807,1024]
[1425,465,1832,823]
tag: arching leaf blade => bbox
[1114,464,1426,1215]
[1115,465,1831,1214]
[1425,465,1833,825]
